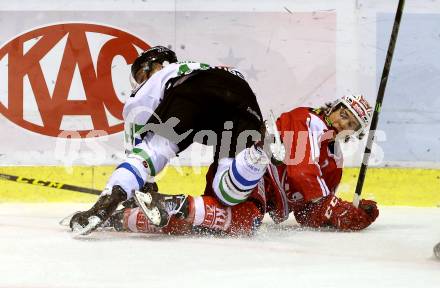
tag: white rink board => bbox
[0,1,439,167]
[0,203,439,288]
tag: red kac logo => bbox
[0,23,150,137]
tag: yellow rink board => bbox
[0,166,439,207]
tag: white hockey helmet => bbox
[330,94,373,136]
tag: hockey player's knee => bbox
[128,146,158,177]
[130,135,179,176]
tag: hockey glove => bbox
[294,195,379,231]
[358,199,379,222]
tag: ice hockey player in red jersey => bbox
[104,94,379,236]
[264,94,379,231]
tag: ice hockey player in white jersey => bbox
[69,46,273,235]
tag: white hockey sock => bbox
[104,156,150,199]
[213,146,268,206]
[103,134,179,199]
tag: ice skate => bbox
[59,211,81,227]
[134,190,188,228]
[100,209,126,232]
[69,185,127,236]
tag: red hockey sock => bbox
[123,207,161,233]
[122,207,192,235]
[227,201,263,236]
[191,196,232,231]
[191,196,263,236]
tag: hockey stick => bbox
[353,0,405,207]
[0,172,101,195]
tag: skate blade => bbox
[59,211,80,227]
[134,191,162,227]
[71,216,102,237]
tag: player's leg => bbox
[104,133,178,195]
[211,153,267,206]
[116,195,264,236]
[71,73,209,233]
[112,161,267,235]
[70,134,178,235]
[189,195,264,236]
[208,69,269,206]
[108,206,192,235]
[122,164,268,235]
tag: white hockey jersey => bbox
[123,61,211,151]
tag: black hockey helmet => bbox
[131,46,178,79]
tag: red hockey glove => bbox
[294,195,379,231]
[358,199,379,222]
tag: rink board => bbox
[0,166,439,207]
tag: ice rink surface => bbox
[1,204,439,288]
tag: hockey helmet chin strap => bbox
[323,115,353,143]
[324,115,334,127]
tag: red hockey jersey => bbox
[266,107,343,219]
